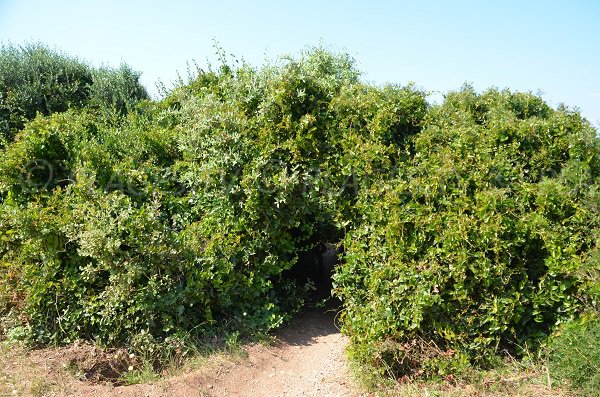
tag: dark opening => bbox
[288,242,341,305]
[282,238,340,306]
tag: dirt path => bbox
[3,309,571,397]
[1,307,359,397]
[202,307,356,397]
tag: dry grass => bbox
[0,342,74,396]
[0,339,248,397]
[351,359,574,397]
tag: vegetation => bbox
[336,88,600,378]
[0,42,148,145]
[0,42,599,393]
[549,315,600,395]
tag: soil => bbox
[201,307,357,397]
[1,306,360,397]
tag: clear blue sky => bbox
[1,0,599,125]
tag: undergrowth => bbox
[548,314,600,396]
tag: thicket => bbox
[0,44,598,379]
[335,88,600,377]
[0,42,148,146]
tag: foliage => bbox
[0,42,147,145]
[0,43,92,143]
[0,46,426,353]
[548,315,600,396]
[334,87,600,377]
[0,43,599,386]
[89,64,149,116]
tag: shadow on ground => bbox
[275,301,343,347]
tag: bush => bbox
[334,87,600,378]
[0,47,427,349]
[0,43,92,143]
[89,64,149,116]
[0,44,598,383]
[0,43,149,145]
[0,107,199,345]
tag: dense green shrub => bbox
[334,87,600,377]
[0,47,427,349]
[0,43,92,144]
[89,64,149,116]
[0,43,148,145]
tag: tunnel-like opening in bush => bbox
[277,221,345,308]
[284,241,341,304]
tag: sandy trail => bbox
[3,306,359,396]
[202,307,356,397]
[106,307,358,397]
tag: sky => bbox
[0,0,599,125]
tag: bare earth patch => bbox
[201,307,357,397]
[0,307,360,397]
